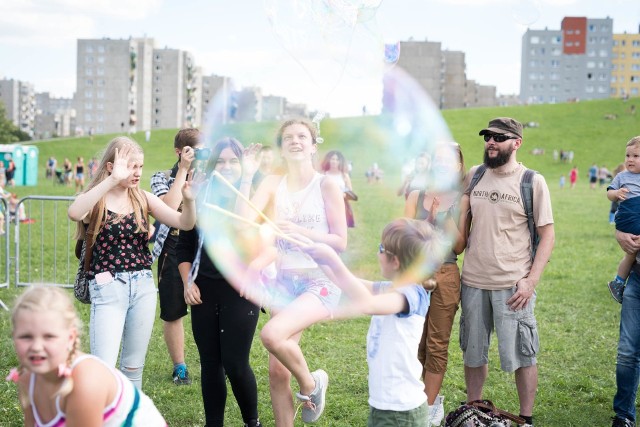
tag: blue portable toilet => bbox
[0,145,25,186]
[23,146,38,186]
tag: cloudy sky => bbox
[1,0,639,117]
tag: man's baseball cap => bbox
[478,117,523,139]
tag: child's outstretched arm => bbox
[304,243,408,316]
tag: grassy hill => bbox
[0,97,639,426]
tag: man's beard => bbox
[484,145,514,169]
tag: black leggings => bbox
[191,279,260,427]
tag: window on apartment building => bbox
[632,52,640,58]
[551,36,561,44]
[155,65,161,71]
[155,108,160,114]
[588,50,596,57]
[98,45,104,53]
[84,90,92,98]
[97,68,104,76]
[528,73,538,80]
[97,80,105,87]
[98,57,105,64]
[575,42,580,47]
[632,76,640,82]
[586,86,594,93]
[86,79,93,86]
[587,73,594,81]
[634,41,640,47]
[85,56,94,64]
[633,64,640,71]
[550,60,559,68]
[85,102,92,109]
[539,73,545,80]
[612,76,617,83]
[575,30,581,35]
[96,103,103,110]
[530,36,540,44]
[530,48,537,55]
[550,84,558,91]
[155,54,162,61]
[622,40,626,46]
[550,72,559,80]
[97,125,104,133]
[566,42,574,47]
[612,53,618,59]
[552,48,561,56]
[566,30,573,35]
[540,47,546,54]
[85,45,93,53]
[599,73,608,81]
[85,68,93,76]
[529,60,537,67]
[97,114,104,122]
[620,64,625,70]
[587,61,595,68]
[84,113,92,121]
[589,24,596,31]
[97,90,104,98]
[632,88,639,95]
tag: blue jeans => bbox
[89,270,156,389]
[614,270,640,421]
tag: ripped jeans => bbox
[89,269,156,389]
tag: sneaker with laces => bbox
[612,416,635,427]
[428,395,445,426]
[608,280,625,304]
[172,365,192,385]
[295,369,328,423]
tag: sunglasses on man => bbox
[483,133,517,143]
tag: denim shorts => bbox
[276,268,341,312]
[459,283,539,372]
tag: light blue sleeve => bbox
[396,285,430,318]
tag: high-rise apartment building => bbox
[76,37,155,135]
[151,48,202,129]
[384,39,496,111]
[520,17,613,103]
[612,29,640,98]
[0,78,36,137]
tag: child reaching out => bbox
[607,136,640,303]
[302,218,444,427]
[8,286,166,426]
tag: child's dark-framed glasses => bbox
[483,133,517,143]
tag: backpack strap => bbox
[521,168,538,261]
[466,164,487,194]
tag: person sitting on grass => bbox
[301,218,445,427]
[607,136,640,304]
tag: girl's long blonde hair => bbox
[11,286,82,407]
[75,136,149,246]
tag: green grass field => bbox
[0,97,639,426]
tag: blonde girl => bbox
[237,118,347,425]
[9,286,166,426]
[68,136,196,388]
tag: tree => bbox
[0,101,20,144]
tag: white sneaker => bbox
[428,395,445,426]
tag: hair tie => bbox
[58,364,72,378]
[6,368,19,383]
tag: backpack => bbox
[467,164,539,261]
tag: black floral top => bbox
[90,210,151,277]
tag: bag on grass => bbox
[445,400,525,427]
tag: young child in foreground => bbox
[8,286,166,426]
[302,218,444,427]
[607,136,640,303]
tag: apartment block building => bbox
[611,29,640,98]
[0,78,36,137]
[76,37,155,134]
[384,39,496,111]
[520,17,613,103]
[151,48,202,129]
[34,92,75,139]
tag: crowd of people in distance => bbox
[47,156,98,192]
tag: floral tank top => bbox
[90,210,152,278]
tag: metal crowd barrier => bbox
[13,195,76,288]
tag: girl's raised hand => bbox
[181,179,195,202]
[241,143,263,179]
[110,146,133,182]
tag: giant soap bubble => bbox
[196,66,462,316]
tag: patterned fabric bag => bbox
[445,400,525,427]
[74,207,99,304]
[74,240,91,304]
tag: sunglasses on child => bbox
[378,243,394,256]
[483,133,517,143]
